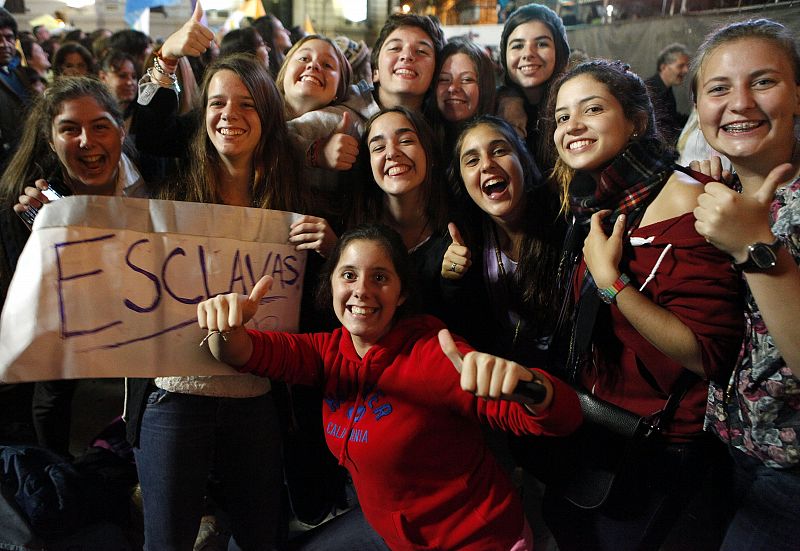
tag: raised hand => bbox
[318,111,360,171]
[160,2,215,61]
[583,210,625,289]
[289,215,338,257]
[197,275,273,333]
[441,222,471,280]
[694,163,793,262]
[438,329,550,408]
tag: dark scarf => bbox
[569,138,675,234]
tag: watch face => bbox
[750,243,778,269]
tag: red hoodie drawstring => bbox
[337,359,367,472]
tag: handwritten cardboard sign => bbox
[0,196,306,382]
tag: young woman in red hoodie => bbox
[197,224,581,551]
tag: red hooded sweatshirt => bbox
[243,314,581,550]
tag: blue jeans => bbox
[134,389,282,551]
[289,506,389,551]
[720,447,800,551]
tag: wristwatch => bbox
[597,273,631,304]
[734,238,781,272]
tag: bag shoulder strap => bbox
[648,369,699,434]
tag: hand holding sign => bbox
[13,179,63,230]
[437,329,550,409]
[289,215,338,258]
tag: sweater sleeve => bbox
[638,241,743,383]
[287,104,365,159]
[240,329,328,386]
[618,215,745,386]
[133,84,196,158]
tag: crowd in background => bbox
[0,3,798,551]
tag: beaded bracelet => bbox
[597,273,631,305]
[153,51,178,74]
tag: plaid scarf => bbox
[569,139,675,234]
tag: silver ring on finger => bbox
[450,262,458,273]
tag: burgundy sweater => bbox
[243,314,581,550]
[578,212,743,440]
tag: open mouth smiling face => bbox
[368,111,427,198]
[374,26,436,101]
[284,39,341,113]
[459,123,526,223]
[205,69,262,163]
[332,239,406,358]
[50,96,125,193]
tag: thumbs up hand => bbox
[694,163,794,262]
[196,275,272,365]
[160,2,215,60]
[438,329,552,410]
[441,223,471,280]
[315,111,360,171]
[197,275,273,333]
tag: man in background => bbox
[646,43,690,146]
[0,7,32,171]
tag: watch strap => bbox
[597,273,631,304]
[734,238,781,272]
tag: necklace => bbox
[492,224,522,346]
[388,215,429,253]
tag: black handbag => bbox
[543,220,698,510]
[557,375,695,510]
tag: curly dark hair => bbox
[544,59,666,209]
[449,115,565,330]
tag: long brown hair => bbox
[348,106,448,234]
[450,115,565,330]
[0,77,124,203]
[159,54,304,212]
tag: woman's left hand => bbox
[438,329,552,411]
[694,163,793,262]
[583,210,625,289]
[289,215,338,257]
